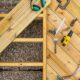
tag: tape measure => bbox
[61,30,73,46]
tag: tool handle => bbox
[41,0,46,7]
[54,42,57,53]
[54,40,57,53]
[68,30,73,37]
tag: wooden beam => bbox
[43,9,47,80]
[47,65,58,80]
[47,49,76,80]
[0,13,43,18]
[14,38,43,42]
[0,13,7,17]
[0,62,43,67]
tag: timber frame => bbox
[0,11,47,80]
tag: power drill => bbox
[61,30,73,46]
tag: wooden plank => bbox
[47,49,76,80]
[47,49,69,76]
[0,0,51,53]
[47,9,80,64]
[47,65,58,80]
[0,13,44,18]
[0,62,43,67]
[14,38,43,42]
[0,13,7,17]
[43,9,47,80]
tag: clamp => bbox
[56,0,70,10]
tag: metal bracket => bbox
[57,0,70,10]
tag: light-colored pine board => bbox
[43,9,47,80]
[0,13,44,18]
[47,49,76,80]
[14,38,43,42]
[0,62,43,67]
[47,65,58,80]
[0,0,51,53]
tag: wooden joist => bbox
[47,49,76,80]
[43,9,47,80]
[0,62,43,67]
[0,13,44,18]
[47,65,58,80]
[14,38,43,42]
[0,13,7,17]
